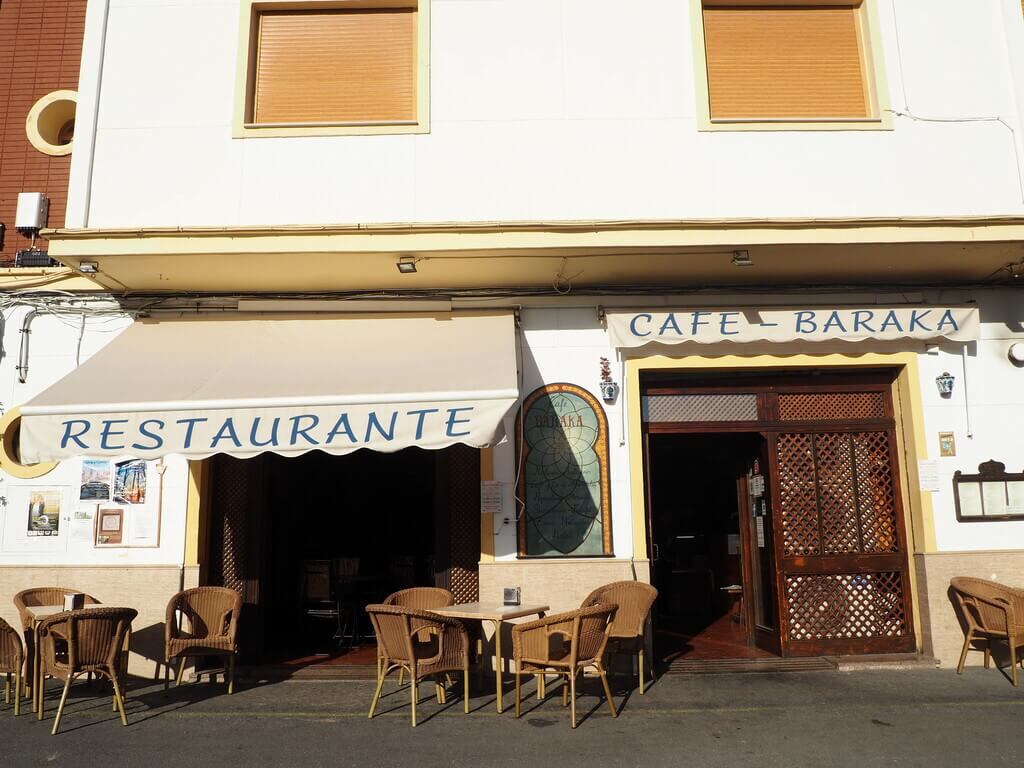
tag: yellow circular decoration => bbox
[0,407,58,479]
[25,90,77,157]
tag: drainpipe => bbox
[77,0,112,228]
[16,310,38,384]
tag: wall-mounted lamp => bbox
[77,261,99,274]
[935,371,955,398]
[396,256,418,274]
[731,249,753,267]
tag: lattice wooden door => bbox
[772,428,914,655]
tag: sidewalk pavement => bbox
[1,666,1022,768]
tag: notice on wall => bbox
[480,481,502,515]
[756,518,765,548]
[918,460,940,492]
[26,489,62,537]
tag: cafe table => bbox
[24,603,114,715]
[433,602,548,714]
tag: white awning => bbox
[19,312,519,462]
[607,306,980,348]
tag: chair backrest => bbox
[366,603,462,665]
[13,587,100,631]
[573,602,617,665]
[39,607,137,672]
[168,587,242,641]
[581,581,657,639]
[303,560,332,601]
[383,587,455,611]
[0,616,24,673]
[950,577,1023,633]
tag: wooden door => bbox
[738,440,782,654]
[770,427,914,655]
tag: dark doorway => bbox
[206,444,481,669]
[647,432,778,662]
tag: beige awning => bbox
[19,312,519,462]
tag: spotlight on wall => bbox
[1009,342,1024,365]
[731,249,753,267]
[935,371,955,398]
[396,256,418,274]
[77,261,99,274]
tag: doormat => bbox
[239,664,379,682]
[666,657,838,675]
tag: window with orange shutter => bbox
[249,5,418,126]
[701,2,878,122]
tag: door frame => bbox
[638,369,917,658]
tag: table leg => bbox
[492,619,503,714]
[33,622,41,714]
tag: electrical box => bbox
[15,192,49,234]
[15,248,56,267]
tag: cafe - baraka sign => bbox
[606,306,979,348]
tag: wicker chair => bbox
[950,577,1024,686]
[1,617,25,716]
[13,587,99,698]
[581,581,659,694]
[380,588,455,684]
[366,603,470,727]
[512,602,618,728]
[165,587,242,694]
[37,607,137,734]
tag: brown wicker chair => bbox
[37,607,137,734]
[13,587,100,699]
[950,577,1024,686]
[512,602,618,728]
[380,588,455,683]
[366,603,470,727]
[581,581,659,694]
[165,587,242,694]
[1,616,25,716]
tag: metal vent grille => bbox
[642,394,758,423]
[778,392,885,421]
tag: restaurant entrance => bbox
[647,432,780,662]
[642,369,917,661]
[203,444,481,668]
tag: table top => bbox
[26,603,105,620]
[434,602,549,622]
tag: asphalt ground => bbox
[1,666,1022,768]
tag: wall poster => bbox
[80,459,112,501]
[95,506,125,546]
[113,460,146,504]
[516,383,612,557]
[27,488,62,537]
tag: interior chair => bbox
[366,603,470,727]
[950,576,1024,686]
[581,581,659,693]
[13,587,100,699]
[0,617,25,716]
[380,587,455,684]
[512,602,618,728]
[301,559,343,649]
[165,587,242,694]
[36,607,137,734]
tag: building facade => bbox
[1,0,1023,672]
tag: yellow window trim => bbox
[691,0,893,132]
[233,0,430,138]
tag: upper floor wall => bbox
[68,0,1024,229]
[0,0,87,263]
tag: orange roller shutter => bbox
[703,5,870,120]
[254,8,416,125]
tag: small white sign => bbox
[480,481,502,514]
[756,517,765,548]
[918,460,940,492]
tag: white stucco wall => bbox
[0,306,190,566]
[67,0,1024,229]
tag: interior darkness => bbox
[648,433,760,656]
[260,448,440,662]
